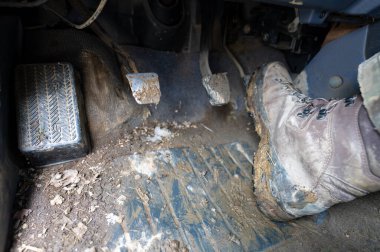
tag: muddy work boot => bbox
[246,62,380,221]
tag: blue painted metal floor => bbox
[104,142,319,251]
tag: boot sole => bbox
[246,65,295,221]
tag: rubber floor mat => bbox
[104,142,319,251]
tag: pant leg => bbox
[358,52,380,133]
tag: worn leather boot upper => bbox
[247,62,380,221]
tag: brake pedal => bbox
[199,0,230,106]
[200,64,230,106]
[15,63,90,167]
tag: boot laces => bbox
[276,78,357,120]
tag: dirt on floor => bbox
[10,108,256,252]
[11,33,262,251]
[11,33,380,252]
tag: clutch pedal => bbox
[125,72,161,105]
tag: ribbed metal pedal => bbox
[15,63,89,167]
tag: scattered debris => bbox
[72,222,88,240]
[229,234,241,245]
[37,227,48,238]
[200,123,214,133]
[64,207,72,215]
[89,205,99,213]
[50,169,80,191]
[142,107,151,121]
[182,121,191,128]
[136,187,150,204]
[146,126,172,142]
[83,247,96,252]
[18,244,45,252]
[186,185,194,193]
[12,114,255,251]
[128,152,157,177]
[115,232,163,251]
[50,195,65,206]
[105,213,123,225]
[172,121,196,130]
[116,195,127,205]
[59,215,73,231]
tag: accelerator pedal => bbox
[15,63,90,167]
